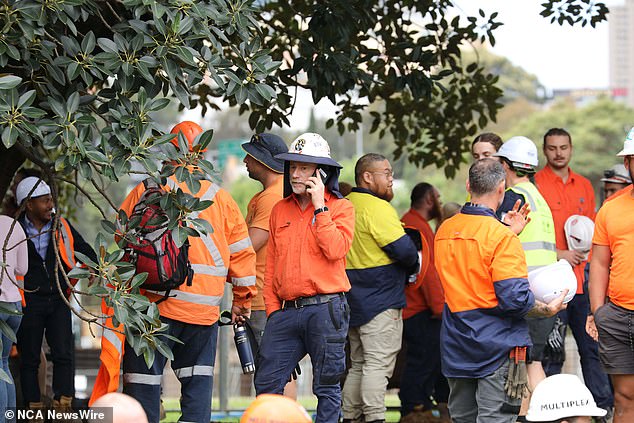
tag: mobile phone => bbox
[314,168,327,180]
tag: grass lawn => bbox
[162,394,403,422]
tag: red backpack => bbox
[122,179,193,300]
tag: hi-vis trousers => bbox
[123,316,218,423]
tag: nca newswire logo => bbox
[6,407,112,422]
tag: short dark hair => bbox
[410,182,434,208]
[543,128,571,147]
[354,153,387,185]
[472,133,503,152]
[469,159,505,196]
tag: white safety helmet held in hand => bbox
[526,374,606,421]
[617,127,634,156]
[16,176,51,205]
[564,215,594,261]
[493,136,539,171]
[528,259,576,304]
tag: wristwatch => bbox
[314,206,329,215]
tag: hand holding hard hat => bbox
[528,259,577,304]
[564,215,594,261]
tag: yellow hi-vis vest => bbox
[508,181,557,271]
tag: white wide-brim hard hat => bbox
[526,374,606,421]
[275,133,342,168]
[617,127,634,156]
[16,176,51,205]
[528,259,576,304]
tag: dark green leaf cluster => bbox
[540,0,609,28]
[0,0,276,362]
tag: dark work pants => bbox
[255,295,349,423]
[399,310,448,416]
[123,317,218,423]
[17,295,74,403]
[544,292,614,409]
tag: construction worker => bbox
[471,132,503,161]
[600,163,631,201]
[241,133,298,397]
[534,128,613,415]
[493,136,558,400]
[241,133,287,344]
[342,153,419,423]
[588,128,634,423]
[434,159,566,422]
[15,176,97,415]
[399,182,448,418]
[112,121,257,422]
[254,133,355,423]
[0,214,27,419]
[526,374,607,422]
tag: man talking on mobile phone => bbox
[254,133,355,423]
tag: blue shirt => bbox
[24,216,52,260]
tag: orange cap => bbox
[240,394,311,423]
[170,121,204,152]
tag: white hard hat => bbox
[564,215,595,260]
[617,127,634,156]
[16,176,51,206]
[493,136,539,170]
[528,259,576,304]
[526,374,606,421]
[275,133,342,168]
[600,163,632,184]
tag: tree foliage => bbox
[0,0,609,361]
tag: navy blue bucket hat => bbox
[241,133,288,173]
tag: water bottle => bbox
[234,324,255,374]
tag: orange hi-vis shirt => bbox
[401,209,444,319]
[592,186,634,310]
[535,166,596,293]
[120,178,257,325]
[263,191,355,315]
[245,176,284,311]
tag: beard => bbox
[429,199,442,220]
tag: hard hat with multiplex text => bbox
[526,374,606,421]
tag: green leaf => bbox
[1,126,18,148]
[97,38,118,53]
[68,267,91,279]
[0,75,21,89]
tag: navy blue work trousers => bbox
[255,295,349,423]
[123,317,218,423]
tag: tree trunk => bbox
[0,144,26,207]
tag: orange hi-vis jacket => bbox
[90,177,256,404]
